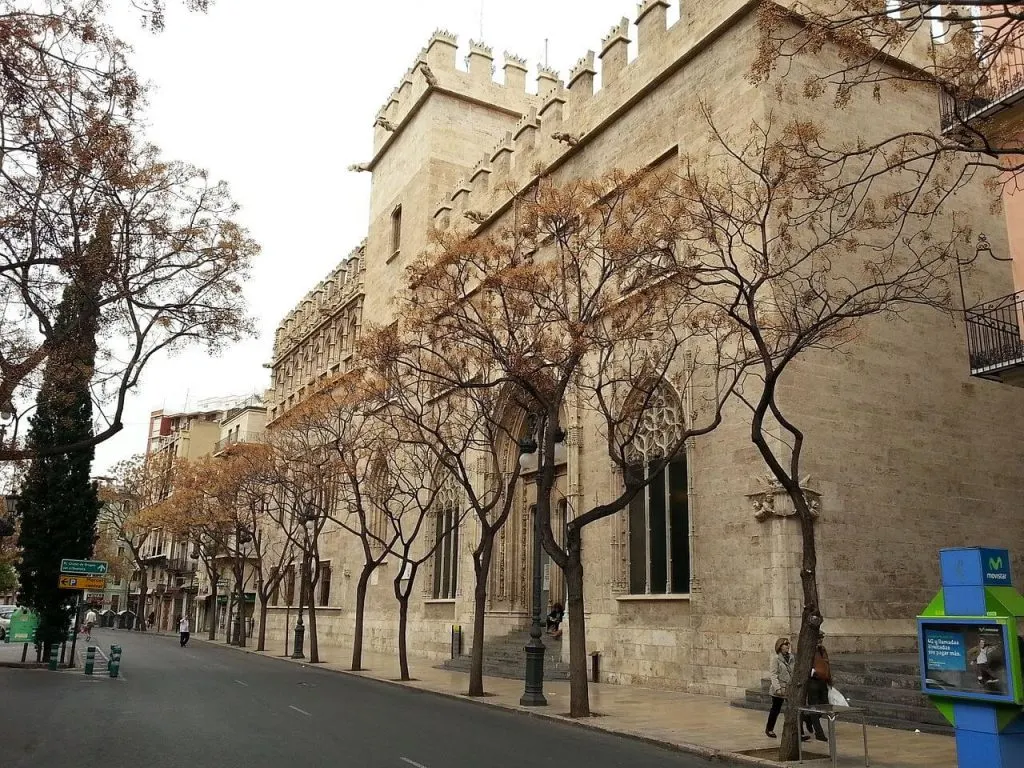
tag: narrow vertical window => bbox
[391,204,403,257]
[269,566,280,606]
[431,487,460,600]
[318,562,331,606]
[284,565,295,605]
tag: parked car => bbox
[0,605,17,641]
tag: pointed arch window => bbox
[625,383,690,595]
[431,478,461,600]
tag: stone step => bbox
[438,628,570,681]
[830,654,920,679]
[440,655,571,681]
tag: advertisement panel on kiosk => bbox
[917,616,1024,705]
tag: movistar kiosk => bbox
[918,547,1024,767]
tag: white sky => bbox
[94,0,674,472]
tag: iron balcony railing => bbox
[940,35,1024,132]
[166,558,197,575]
[214,430,264,454]
[965,291,1024,375]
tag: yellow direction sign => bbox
[58,575,106,591]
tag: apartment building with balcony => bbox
[939,12,1024,385]
[132,399,256,631]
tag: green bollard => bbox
[47,644,58,671]
[108,644,121,678]
[84,645,95,675]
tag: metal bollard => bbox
[108,644,121,678]
[48,644,58,671]
[84,645,96,675]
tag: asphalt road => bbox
[0,629,726,768]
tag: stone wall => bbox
[256,0,1024,699]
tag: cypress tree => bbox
[16,221,109,652]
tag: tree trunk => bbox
[236,571,246,648]
[565,529,590,717]
[308,599,319,663]
[468,538,493,697]
[778,496,822,762]
[307,561,319,663]
[351,564,374,671]
[208,581,217,641]
[397,594,411,681]
[257,598,268,652]
[137,578,147,631]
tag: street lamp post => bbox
[292,507,314,660]
[518,420,547,707]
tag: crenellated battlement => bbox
[371,29,547,157]
[274,241,366,359]
[420,0,828,236]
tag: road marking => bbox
[400,759,429,768]
[289,705,312,717]
[234,679,248,687]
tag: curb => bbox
[190,637,787,768]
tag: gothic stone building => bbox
[260,0,1024,697]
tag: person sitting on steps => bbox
[546,603,564,639]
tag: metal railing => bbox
[965,291,1024,374]
[940,34,1024,132]
[214,430,264,454]
[166,558,197,575]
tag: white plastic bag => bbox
[828,686,849,707]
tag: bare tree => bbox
[0,1,256,461]
[219,442,297,653]
[102,454,172,630]
[391,169,744,715]
[752,1,1024,176]
[361,330,525,696]
[665,105,973,760]
[372,432,458,682]
[279,374,406,671]
[262,416,338,664]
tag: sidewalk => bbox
[0,640,40,667]
[193,637,957,768]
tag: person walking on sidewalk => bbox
[179,615,190,647]
[765,637,794,738]
[84,608,98,642]
[803,631,831,742]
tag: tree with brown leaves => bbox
[752,1,1024,183]
[0,1,256,461]
[101,454,172,629]
[260,413,341,664]
[360,328,526,696]
[390,169,745,716]
[277,374,404,672]
[664,103,978,760]
[214,442,296,652]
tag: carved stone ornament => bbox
[748,474,821,522]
